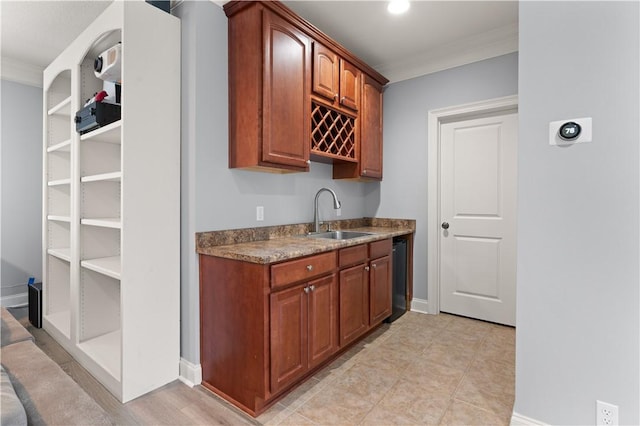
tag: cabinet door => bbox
[339,264,369,346]
[270,283,308,393]
[359,74,383,179]
[308,274,338,369]
[369,255,392,324]
[312,42,339,103]
[262,11,311,169]
[339,59,360,111]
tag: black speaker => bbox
[28,282,42,328]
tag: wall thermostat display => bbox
[558,122,581,140]
[549,117,592,146]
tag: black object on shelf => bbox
[28,282,42,328]
[75,102,121,134]
[146,1,170,13]
[386,238,407,323]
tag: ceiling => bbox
[0,0,518,86]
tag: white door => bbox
[439,112,517,326]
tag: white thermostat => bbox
[549,117,592,146]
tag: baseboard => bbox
[0,292,28,308]
[511,412,548,426]
[410,297,430,314]
[179,358,202,387]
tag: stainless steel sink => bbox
[306,231,372,240]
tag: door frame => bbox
[426,95,518,316]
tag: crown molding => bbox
[377,23,518,84]
[1,57,43,88]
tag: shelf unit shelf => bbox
[47,96,72,116]
[81,256,121,280]
[48,248,71,262]
[81,120,122,144]
[47,215,71,223]
[47,139,72,153]
[81,172,122,183]
[78,330,121,380]
[42,1,179,403]
[48,178,72,187]
[44,310,71,338]
[81,218,121,229]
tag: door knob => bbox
[441,222,450,230]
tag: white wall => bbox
[1,79,42,301]
[370,53,518,301]
[175,1,376,364]
[515,2,639,424]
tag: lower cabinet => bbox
[339,264,369,346]
[199,237,393,417]
[369,254,392,324]
[271,274,337,393]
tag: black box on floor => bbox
[28,282,42,328]
[74,102,121,134]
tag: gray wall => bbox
[515,2,639,424]
[175,1,376,364]
[369,53,518,301]
[1,79,43,300]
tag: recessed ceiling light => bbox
[387,0,410,15]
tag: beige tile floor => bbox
[10,307,514,425]
[256,312,515,426]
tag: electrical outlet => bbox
[256,206,264,221]
[597,400,619,426]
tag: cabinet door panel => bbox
[270,284,308,393]
[369,255,392,324]
[312,42,339,102]
[339,60,360,111]
[360,74,383,179]
[339,264,369,346]
[262,11,310,169]
[308,274,338,369]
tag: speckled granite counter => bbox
[196,218,415,264]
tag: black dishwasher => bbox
[387,238,407,323]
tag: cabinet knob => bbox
[363,170,367,175]
[334,94,339,100]
[306,265,313,271]
[309,285,315,292]
[364,266,370,271]
[303,286,310,294]
[372,263,377,269]
[340,96,346,103]
[306,160,311,164]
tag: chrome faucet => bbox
[313,188,341,233]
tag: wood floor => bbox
[8,307,515,425]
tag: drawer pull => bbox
[306,265,313,271]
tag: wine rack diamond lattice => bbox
[311,102,356,160]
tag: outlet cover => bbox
[596,400,619,426]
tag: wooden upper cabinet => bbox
[226,3,311,172]
[225,1,387,176]
[312,43,339,102]
[339,60,360,111]
[262,12,311,169]
[312,42,360,112]
[359,74,384,179]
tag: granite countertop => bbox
[196,218,415,264]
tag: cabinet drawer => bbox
[271,252,336,289]
[338,244,368,268]
[369,239,392,259]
